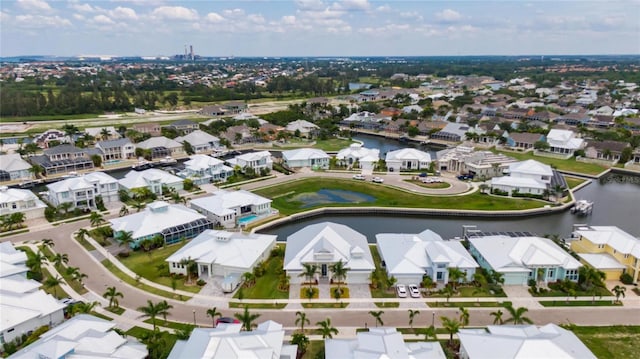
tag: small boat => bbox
[158,156,177,165]
[571,199,594,215]
[132,158,152,171]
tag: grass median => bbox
[254,178,545,215]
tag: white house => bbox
[109,201,212,247]
[136,136,184,158]
[0,186,46,220]
[9,314,147,359]
[336,144,380,171]
[326,327,446,359]
[95,138,135,162]
[0,154,33,182]
[468,235,582,285]
[165,230,276,287]
[458,324,596,359]
[177,154,234,185]
[282,148,330,169]
[385,148,432,172]
[190,190,273,229]
[285,119,319,138]
[226,151,273,174]
[47,172,119,210]
[119,168,184,195]
[545,129,584,156]
[284,222,375,284]
[490,159,553,195]
[84,126,119,140]
[0,242,66,345]
[167,321,297,359]
[376,229,478,286]
[175,130,222,153]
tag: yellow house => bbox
[571,226,640,283]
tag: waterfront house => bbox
[544,129,584,156]
[281,148,330,169]
[584,140,629,162]
[29,144,94,176]
[385,148,432,172]
[0,186,46,219]
[458,324,596,359]
[285,120,320,138]
[226,151,273,174]
[95,138,135,162]
[0,154,33,182]
[119,168,184,196]
[284,222,375,284]
[505,132,545,150]
[136,136,184,158]
[167,321,296,359]
[177,154,234,185]
[490,159,553,195]
[109,201,212,247]
[336,144,380,171]
[430,123,477,142]
[326,327,446,359]
[376,229,478,286]
[436,146,516,178]
[47,171,119,210]
[190,190,272,229]
[571,225,640,283]
[166,119,199,134]
[175,130,222,154]
[132,123,162,137]
[0,242,65,344]
[9,314,147,359]
[221,124,255,144]
[468,235,582,285]
[165,230,276,282]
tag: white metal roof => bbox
[491,176,547,190]
[190,190,271,217]
[574,226,640,258]
[458,324,596,359]
[1,289,66,332]
[282,148,329,162]
[165,230,276,270]
[578,253,627,270]
[109,201,207,239]
[385,148,432,163]
[175,130,220,146]
[468,235,582,273]
[0,154,32,172]
[136,136,182,149]
[118,168,183,190]
[0,241,28,268]
[184,154,225,171]
[508,160,553,177]
[285,120,319,132]
[336,144,380,161]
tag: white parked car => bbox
[408,284,421,298]
[396,284,407,298]
[352,174,366,180]
[372,176,384,183]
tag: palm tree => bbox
[174,327,193,340]
[89,211,104,227]
[41,238,55,250]
[408,309,420,329]
[72,301,99,315]
[117,230,135,250]
[440,316,461,346]
[490,309,504,325]
[295,311,310,332]
[138,300,162,330]
[234,306,261,331]
[369,310,384,327]
[103,286,124,309]
[553,184,565,204]
[58,202,73,215]
[157,300,173,323]
[612,285,626,303]
[207,307,222,327]
[241,271,256,288]
[75,228,90,243]
[504,304,533,325]
[171,192,186,204]
[458,306,470,327]
[277,274,290,291]
[52,253,69,267]
[141,328,167,359]
[330,259,348,293]
[119,205,129,217]
[299,263,318,289]
[132,200,146,212]
[44,275,64,297]
[100,128,111,140]
[316,318,338,339]
[291,332,310,358]
[421,275,434,294]
[448,267,465,290]
[26,250,45,278]
[180,258,198,284]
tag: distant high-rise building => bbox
[190,45,194,61]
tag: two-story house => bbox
[545,129,585,156]
[177,154,234,185]
[0,154,33,182]
[490,159,553,195]
[190,190,272,229]
[0,186,47,219]
[96,138,135,162]
[132,123,162,137]
[29,144,94,176]
[571,225,640,283]
[119,168,184,196]
[47,172,119,210]
[136,136,184,159]
[166,119,200,135]
[175,130,222,154]
[226,151,272,174]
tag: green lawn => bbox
[90,311,113,321]
[429,285,506,298]
[539,300,622,307]
[530,286,612,298]
[301,302,348,309]
[303,341,325,359]
[119,242,202,294]
[229,302,287,309]
[403,179,451,189]
[375,302,400,308]
[569,325,640,359]
[41,268,69,300]
[369,246,396,299]
[125,327,177,359]
[39,245,88,295]
[0,113,103,122]
[313,138,355,151]
[492,149,608,175]
[253,178,545,216]
[106,306,125,315]
[233,253,289,300]
[143,318,195,331]
[565,176,588,189]
[427,301,512,308]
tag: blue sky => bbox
[1,0,638,57]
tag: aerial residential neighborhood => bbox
[1,1,639,358]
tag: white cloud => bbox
[93,14,115,25]
[151,6,198,21]
[376,5,391,13]
[435,9,462,23]
[110,7,137,20]
[17,0,52,12]
[281,15,296,25]
[205,12,225,23]
[72,13,85,21]
[14,14,72,28]
[331,0,370,12]
[68,1,97,13]
[222,8,245,18]
[400,11,423,21]
[248,14,265,24]
[295,0,325,12]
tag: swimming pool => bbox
[238,215,258,225]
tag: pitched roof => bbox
[43,144,86,156]
[574,226,640,258]
[118,168,183,190]
[190,190,271,217]
[183,154,225,170]
[0,187,42,206]
[109,201,208,239]
[96,138,132,148]
[385,148,432,163]
[508,159,553,177]
[282,148,329,161]
[0,154,32,172]
[136,136,182,149]
[175,130,220,146]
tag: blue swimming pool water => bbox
[238,215,258,225]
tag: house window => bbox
[598,244,605,249]
[565,269,579,281]
[624,254,629,259]
[547,269,554,278]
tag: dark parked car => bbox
[419,172,428,177]
[457,174,474,180]
[216,317,240,326]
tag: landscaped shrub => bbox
[95,196,106,211]
[117,251,130,258]
[196,279,206,286]
[492,188,509,196]
[512,192,544,200]
[620,273,634,285]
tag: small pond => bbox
[293,189,375,208]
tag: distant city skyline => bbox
[1,0,638,57]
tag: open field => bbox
[570,325,640,359]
